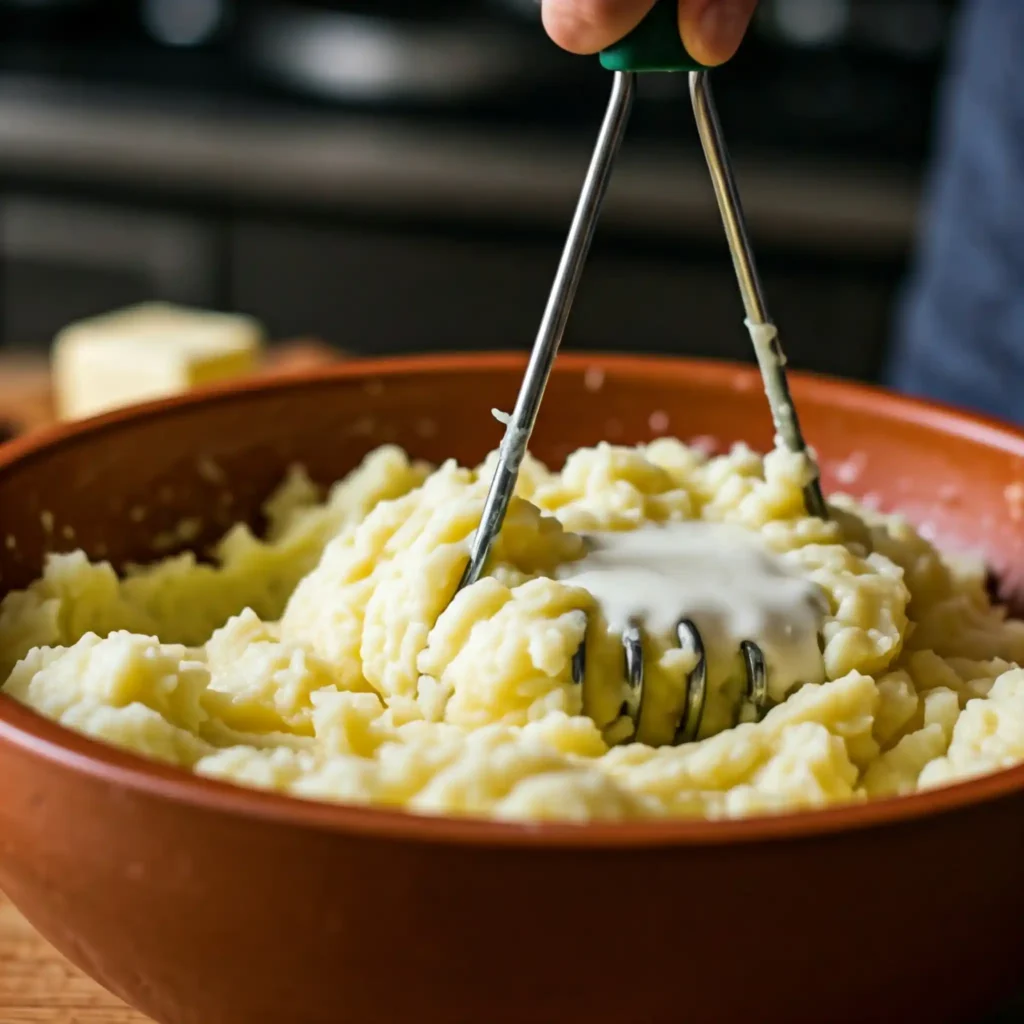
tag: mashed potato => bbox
[2,439,1023,822]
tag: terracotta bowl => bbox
[2,353,1024,1024]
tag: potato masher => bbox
[456,0,827,743]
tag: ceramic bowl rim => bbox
[2,350,1024,849]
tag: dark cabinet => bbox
[0,196,223,349]
[0,195,896,382]
[230,218,893,379]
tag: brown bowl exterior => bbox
[1,353,1024,1024]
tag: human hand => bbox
[541,0,759,67]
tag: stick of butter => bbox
[52,302,264,420]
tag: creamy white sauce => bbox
[558,522,827,702]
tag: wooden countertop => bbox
[0,341,342,441]
[0,891,149,1023]
[0,355,54,439]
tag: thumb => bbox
[679,0,759,67]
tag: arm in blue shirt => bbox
[886,0,1024,426]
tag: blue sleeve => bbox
[885,0,1024,426]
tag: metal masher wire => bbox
[459,69,826,594]
[452,64,826,745]
[689,71,827,520]
[456,70,637,592]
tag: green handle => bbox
[599,0,708,72]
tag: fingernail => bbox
[697,0,751,65]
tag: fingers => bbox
[541,0,658,55]
[679,0,759,66]
[541,0,760,66]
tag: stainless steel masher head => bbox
[453,0,828,745]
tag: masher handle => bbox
[600,0,709,73]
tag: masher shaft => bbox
[689,71,767,326]
[457,70,637,591]
[689,71,827,520]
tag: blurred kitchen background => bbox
[0,0,956,380]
